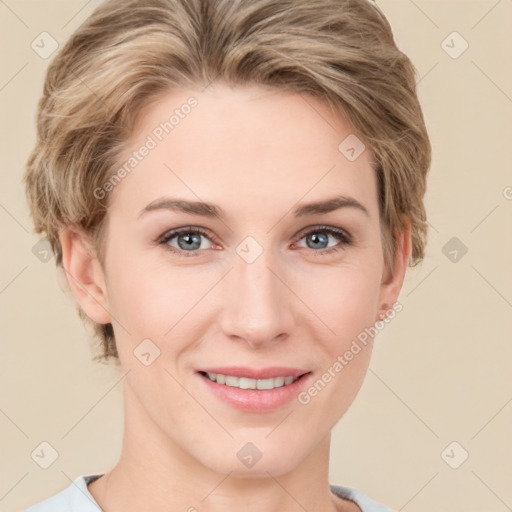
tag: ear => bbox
[376,217,412,321]
[59,224,111,325]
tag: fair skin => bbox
[60,83,410,512]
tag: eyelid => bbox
[157,225,217,244]
[292,224,353,245]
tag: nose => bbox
[218,247,295,349]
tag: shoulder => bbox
[330,483,397,512]
[24,476,391,512]
[23,474,104,512]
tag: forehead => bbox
[108,83,379,222]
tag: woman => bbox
[23,0,431,510]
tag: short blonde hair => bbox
[24,0,432,362]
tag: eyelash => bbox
[157,225,353,258]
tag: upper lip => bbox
[197,366,310,380]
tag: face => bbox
[67,83,408,478]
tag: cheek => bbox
[323,266,382,398]
[304,263,382,344]
[298,270,379,415]
[105,254,215,347]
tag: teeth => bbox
[204,372,299,390]
[225,375,239,387]
[239,377,256,389]
[257,377,276,390]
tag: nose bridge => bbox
[219,240,294,346]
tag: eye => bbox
[157,225,352,258]
[293,226,352,255]
[158,226,217,257]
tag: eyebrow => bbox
[138,194,369,220]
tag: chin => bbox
[209,457,301,479]
[193,436,311,478]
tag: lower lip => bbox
[197,372,312,412]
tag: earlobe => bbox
[59,225,111,325]
[376,219,412,321]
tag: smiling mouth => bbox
[198,371,310,390]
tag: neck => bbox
[88,382,354,512]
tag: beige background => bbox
[1,1,511,511]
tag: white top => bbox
[23,473,396,512]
